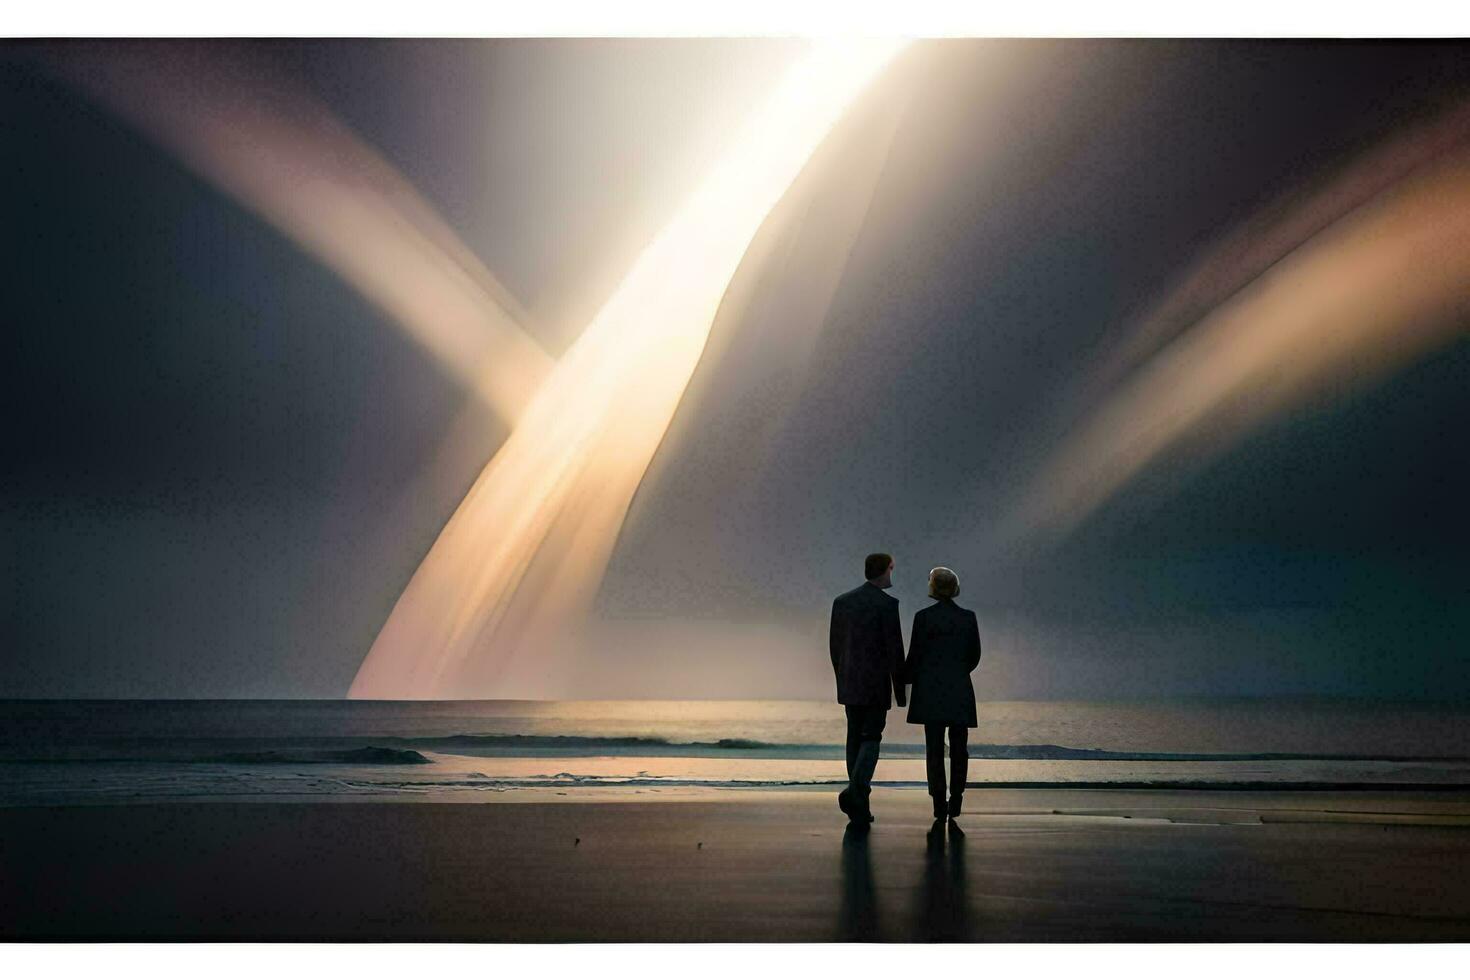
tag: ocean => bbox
[2,698,1468,805]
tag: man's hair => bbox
[928,566,960,599]
[864,553,893,581]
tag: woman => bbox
[904,566,982,821]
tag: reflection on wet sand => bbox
[838,817,974,942]
[914,819,971,941]
[839,823,879,940]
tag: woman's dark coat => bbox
[903,598,982,727]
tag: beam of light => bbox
[350,39,909,698]
[1004,149,1470,545]
[39,41,551,423]
[601,58,919,627]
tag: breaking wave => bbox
[6,732,1468,765]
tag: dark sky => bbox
[2,39,1467,699]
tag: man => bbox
[829,552,906,825]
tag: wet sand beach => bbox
[4,787,1469,941]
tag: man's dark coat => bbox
[903,598,982,727]
[829,582,906,708]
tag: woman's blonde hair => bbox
[928,566,960,599]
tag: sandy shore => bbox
[3,787,1469,941]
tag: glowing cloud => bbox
[350,39,909,698]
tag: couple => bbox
[830,552,982,828]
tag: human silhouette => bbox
[829,552,906,824]
[903,566,982,820]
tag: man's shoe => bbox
[847,740,881,824]
[840,787,876,823]
[947,817,966,839]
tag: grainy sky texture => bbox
[2,39,1466,698]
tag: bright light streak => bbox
[43,42,551,423]
[350,39,909,698]
[1006,151,1470,544]
[1078,98,1470,412]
